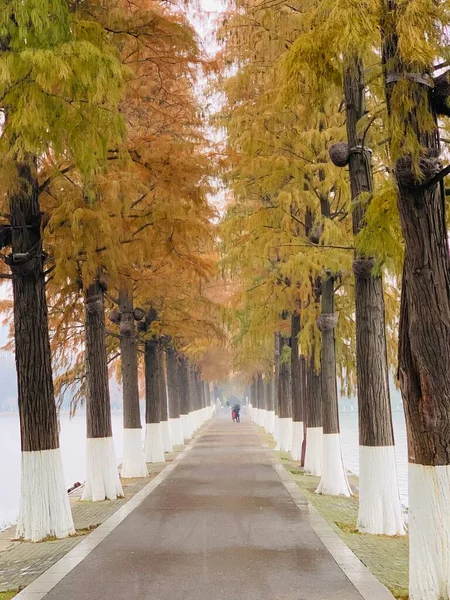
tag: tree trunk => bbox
[344,59,404,534]
[178,355,193,440]
[83,279,123,501]
[119,288,147,478]
[166,347,184,446]
[144,340,165,462]
[304,351,323,476]
[276,334,292,452]
[273,333,281,443]
[187,364,198,433]
[381,3,450,595]
[316,272,351,495]
[291,313,304,461]
[157,343,172,453]
[264,373,275,434]
[12,160,74,541]
[255,372,263,427]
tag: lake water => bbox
[0,407,408,531]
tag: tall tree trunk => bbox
[273,333,280,443]
[166,347,184,446]
[157,343,172,453]
[256,372,264,427]
[83,279,123,501]
[187,363,198,433]
[344,58,404,534]
[203,380,211,421]
[291,313,304,461]
[12,160,74,541]
[119,288,147,478]
[316,273,351,495]
[249,376,256,421]
[276,334,292,453]
[264,372,275,434]
[179,356,193,440]
[381,4,450,595]
[144,340,165,463]
[304,350,323,476]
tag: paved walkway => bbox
[26,417,374,600]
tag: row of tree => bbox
[0,0,222,542]
[215,1,450,598]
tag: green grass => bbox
[0,590,18,599]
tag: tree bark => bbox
[83,277,123,500]
[316,263,351,495]
[158,344,168,422]
[344,59,395,449]
[381,3,450,594]
[11,160,75,540]
[256,372,264,412]
[166,347,181,420]
[291,314,304,423]
[10,161,58,453]
[319,274,339,436]
[344,56,403,533]
[145,340,162,425]
[85,279,113,440]
[381,0,450,469]
[178,355,191,417]
[278,334,292,419]
[188,363,197,415]
[274,333,280,417]
[118,287,146,478]
[306,352,322,429]
[119,288,141,430]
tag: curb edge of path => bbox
[263,442,396,600]
[13,422,210,600]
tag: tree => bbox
[304,346,323,475]
[144,339,165,463]
[118,286,147,478]
[83,277,124,500]
[380,2,450,596]
[344,61,403,533]
[290,313,305,462]
[282,0,404,506]
[217,0,357,489]
[0,0,124,539]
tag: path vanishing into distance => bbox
[20,413,394,600]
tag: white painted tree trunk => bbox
[291,421,303,461]
[357,445,404,535]
[304,426,323,476]
[273,415,279,444]
[82,437,124,501]
[316,433,352,496]
[407,464,450,600]
[180,414,191,441]
[408,464,450,599]
[121,429,148,478]
[144,423,165,463]
[276,417,292,453]
[260,409,267,428]
[160,420,173,453]
[16,448,75,542]
[266,410,275,434]
[191,411,199,432]
[187,412,196,436]
[169,417,184,446]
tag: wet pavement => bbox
[42,415,363,600]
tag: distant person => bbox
[232,403,241,423]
